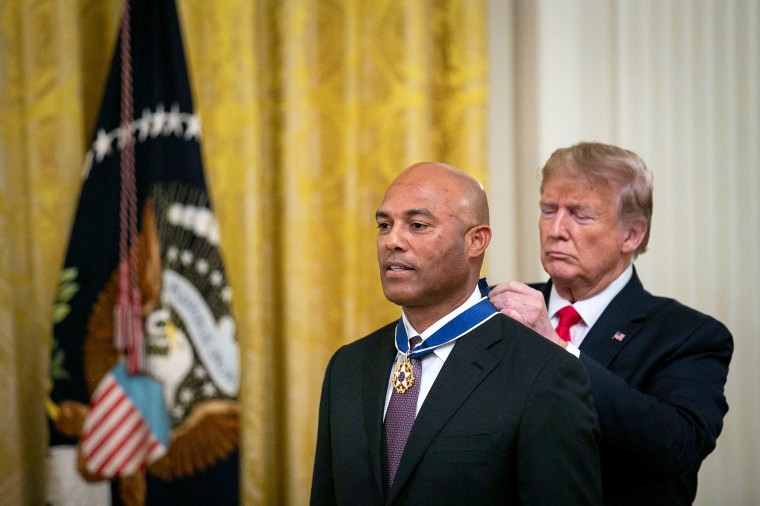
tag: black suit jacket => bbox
[311,313,602,505]
[533,269,733,505]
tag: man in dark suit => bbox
[310,162,602,505]
[489,142,733,505]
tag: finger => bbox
[502,280,537,295]
[488,282,510,297]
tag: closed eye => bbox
[540,205,557,218]
[571,209,595,223]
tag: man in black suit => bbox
[489,142,733,505]
[311,162,602,505]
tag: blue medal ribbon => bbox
[395,279,499,359]
[478,276,491,296]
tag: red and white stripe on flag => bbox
[81,372,167,477]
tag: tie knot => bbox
[409,335,422,351]
[556,305,582,328]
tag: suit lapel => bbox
[363,326,398,498]
[579,301,645,367]
[387,319,501,503]
[541,270,657,367]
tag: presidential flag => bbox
[47,1,239,504]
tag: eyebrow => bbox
[540,199,591,211]
[375,208,434,220]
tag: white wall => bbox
[487,1,760,503]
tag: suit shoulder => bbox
[647,295,731,336]
[328,320,396,359]
[483,316,593,406]
[489,313,584,369]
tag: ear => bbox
[466,224,492,258]
[621,220,647,254]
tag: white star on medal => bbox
[391,356,415,394]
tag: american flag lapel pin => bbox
[612,331,626,342]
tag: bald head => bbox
[387,162,490,231]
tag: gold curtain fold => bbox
[0,0,487,504]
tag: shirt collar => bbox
[401,286,482,358]
[548,264,633,328]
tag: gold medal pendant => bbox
[391,357,415,394]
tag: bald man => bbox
[311,162,602,505]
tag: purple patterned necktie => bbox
[382,335,422,495]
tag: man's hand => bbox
[489,281,567,348]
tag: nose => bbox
[382,224,408,251]
[548,209,570,239]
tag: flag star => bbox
[193,207,212,236]
[135,109,152,141]
[184,114,202,140]
[167,203,183,225]
[93,129,113,162]
[202,382,216,396]
[151,104,167,137]
[166,246,179,262]
[181,206,197,230]
[210,271,223,286]
[208,221,221,246]
[165,103,184,136]
[173,404,184,418]
[221,286,232,303]
[193,365,207,379]
[180,250,194,265]
[179,388,193,403]
[196,259,209,275]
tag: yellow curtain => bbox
[0,1,487,504]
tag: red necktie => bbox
[555,305,581,342]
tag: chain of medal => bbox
[391,351,415,394]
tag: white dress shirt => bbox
[383,286,483,418]
[548,264,634,357]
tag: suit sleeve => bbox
[310,352,339,506]
[579,313,732,475]
[517,349,603,505]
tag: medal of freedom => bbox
[391,357,415,394]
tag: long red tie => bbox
[555,305,581,342]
